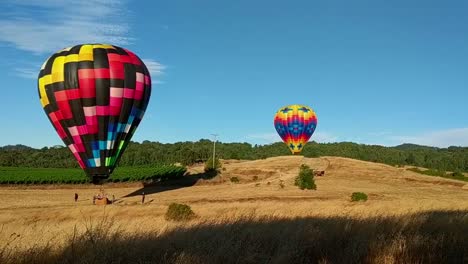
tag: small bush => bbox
[295,164,316,190]
[204,157,222,173]
[351,192,368,202]
[165,203,195,221]
[230,177,240,183]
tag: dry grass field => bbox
[1,156,467,263]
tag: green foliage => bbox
[295,164,316,190]
[0,165,186,185]
[451,171,465,178]
[165,203,195,221]
[351,192,368,202]
[1,140,468,173]
[407,168,468,182]
[204,156,222,172]
[230,177,239,183]
[407,167,445,176]
[0,167,88,184]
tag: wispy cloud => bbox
[389,128,468,147]
[246,133,280,143]
[0,0,131,54]
[14,67,38,79]
[142,59,166,80]
[246,131,338,144]
[0,0,166,82]
[312,131,338,143]
[367,131,392,137]
[246,128,468,147]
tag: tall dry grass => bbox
[1,210,467,264]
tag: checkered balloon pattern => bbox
[274,105,318,154]
[38,44,151,179]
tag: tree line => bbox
[0,141,467,173]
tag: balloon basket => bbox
[95,198,111,205]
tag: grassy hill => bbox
[0,156,467,263]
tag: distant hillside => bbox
[0,140,467,172]
[393,143,438,151]
[0,144,34,151]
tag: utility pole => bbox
[211,134,218,169]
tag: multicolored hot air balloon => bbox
[38,44,151,182]
[274,104,318,154]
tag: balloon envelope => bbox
[274,104,318,154]
[37,44,151,181]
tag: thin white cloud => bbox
[247,133,280,143]
[246,129,468,147]
[1,0,166,82]
[14,67,37,79]
[0,0,131,54]
[389,128,468,147]
[312,131,338,143]
[141,59,166,84]
[246,131,338,144]
[142,59,166,77]
[367,131,392,136]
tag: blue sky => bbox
[0,0,467,148]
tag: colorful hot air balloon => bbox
[274,104,318,154]
[38,44,151,182]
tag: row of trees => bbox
[0,141,467,172]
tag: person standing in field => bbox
[142,192,145,204]
[74,193,78,202]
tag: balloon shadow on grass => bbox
[122,171,217,198]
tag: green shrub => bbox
[230,177,240,183]
[451,171,465,178]
[295,164,316,190]
[165,203,195,221]
[407,167,468,182]
[204,157,222,172]
[351,192,368,202]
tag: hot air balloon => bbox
[37,44,151,182]
[274,104,317,154]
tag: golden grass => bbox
[1,211,467,263]
[0,156,467,262]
